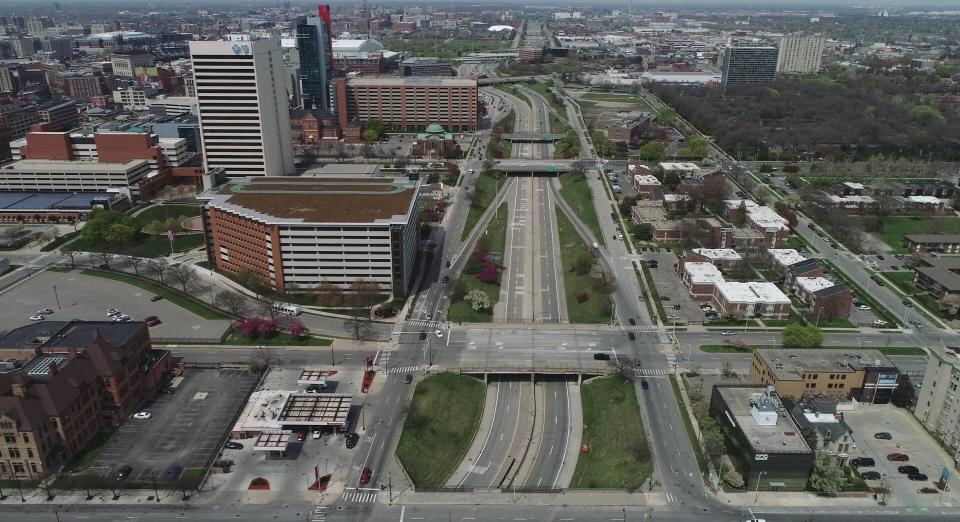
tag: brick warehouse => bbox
[332,76,479,133]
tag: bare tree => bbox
[145,259,170,285]
[127,256,145,277]
[168,264,198,294]
[61,248,79,269]
[315,279,345,307]
[215,291,249,318]
[94,250,114,270]
[343,279,379,340]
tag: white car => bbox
[856,304,871,311]
[36,308,53,315]
[312,430,321,439]
[617,234,624,240]
[434,329,444,339]
[106,308,120,316]
[132,411,152,420]
[720,331,735,336]
[113,314,131,322]
[873,319,888,327]
[29,315,45,321]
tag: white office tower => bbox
[190,36,295,178]
[776,35,826,74]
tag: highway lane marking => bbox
[460,379,501,485]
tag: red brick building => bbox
[290,108,340,144]
[332,76,479,132]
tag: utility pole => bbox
[388,472,393,503]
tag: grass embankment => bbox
[699,344,925,356]
[555,207,611,324]
[668,375,708,475]
[570,375,652,489]
[461,170,507,242]
[883,270,954,322]
[639,262,668,324]
[79,269,228,320]
[448,202,508,323]
[869,216,960,254]
[396,372,485,487]
[70,233,204,258]
[558,171,604,247]
[224,331,332,347]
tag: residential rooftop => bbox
[659,162,700,172]
[716,281,790,304]
[794,276,835,294]
[633,174,660,186]
[691,248,742,261]
[199,176,420,225]
[684,262,725,284]
[907,235,960,244]
[768,248,807,267]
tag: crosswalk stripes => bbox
[342,487,379,504]
[634,368,668,377]
[665,492,676,503]
[310,506,327,522]
[376,351,391,367]
[623,324,660,332]
[406,319,439,329]
[389,365,418,374]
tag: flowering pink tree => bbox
[237,317,278,339]
[289,321,309,340]
[476,261,498,284]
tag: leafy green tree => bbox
[808,451,845,495]
[724,470,744,489]
[634,223,653,240]
[782,323,824,348]
[362,118,386,142]
[685,135,708,158]
[638,142,666,161]
[699,416,727,458]
[572,250,594,276]
[80,209,140,245]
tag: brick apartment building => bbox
[725,199,791,248]
[792,276,853,320]
[0,321,172,480]
[332,76,479,133]
[750,349,899,403]
[198,175,422,297]
[677,260,792,318]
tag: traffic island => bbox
[569,375,652,489]
[396,372,485,488]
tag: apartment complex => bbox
[776,35,826,74]
[721,43,778,89]
[198,175,421,297]
[750,349,900,403]
[677,261,792,318]
[0,321,171,480]
[332,76,479,132]
[914,345,960,462]
[725,200,791,248]
[189,36,295,179]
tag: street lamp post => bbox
[754,471,766,503]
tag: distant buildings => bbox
[721,42,778,89]
[296,4,335,111]
[400,57,453,76]
[332,76,479,132]
[189,36,295,179]
[776,35,826,74]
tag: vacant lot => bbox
[570,375,651,489]
[396,372,485,487]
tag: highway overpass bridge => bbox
[493,159,585,174]
[502,132,566,143]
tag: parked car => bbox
[132,411,152,420]
[150,295,163,302]
[434,329,443,338]
[720,331,734,336]
[660,296,670,301]
[359,467,372,485]
[345,433,359,449]
[641,379,649,390]
[874,432,892,440]
[860,471,882,481]
[36,308,53,315]
[312,429,321,439]
[909,320,923,328]
[404,374,413,384]
[902,299,913,307]
[856,304,871,311]
[116,465,133,481]
[886,453,909,462]
[442,276,449,284]
[593,353,611,361]
[851,457,875,467]
[225,442,244,450]
[908,473,929,481]
[873,320,888,327]
[897,465,919,475]
[29,315,45,321]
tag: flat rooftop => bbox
[717,386,811,455]
[794,276,835,294]
[755,349,895,381]
[0,159,147,173]
[304,164,382,177]
[0,320,144,350]
[716,281,790,304]
[692,248,742,261]
[0,192,125,211]
[768,249,807,267]
[253,430,292,451]
[278,393,352,426]
[347,76,477,88]
[684,262,725,284]
[199,176,420,225]
[297,369,337,385]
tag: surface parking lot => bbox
[0,270,231,341]
[90,368,258,484]
[844,405,960,506]
[641,250,705,324]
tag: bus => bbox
[272,303,302,316]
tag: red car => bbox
[147,319,162,327]
[359,467,372,485]
[886,453,909,462]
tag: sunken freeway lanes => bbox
[458,376,534,488]
[521,376,571,488]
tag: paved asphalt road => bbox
[521,376,571,488]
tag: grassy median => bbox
[556,207,612,324]
[461,170,507,242]
[558,171,605,247]
[396,372,485,487]
[570,375,652,490]
[448,202,508,323]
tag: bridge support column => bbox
[578,374,582,384]
[484,372,488,384]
